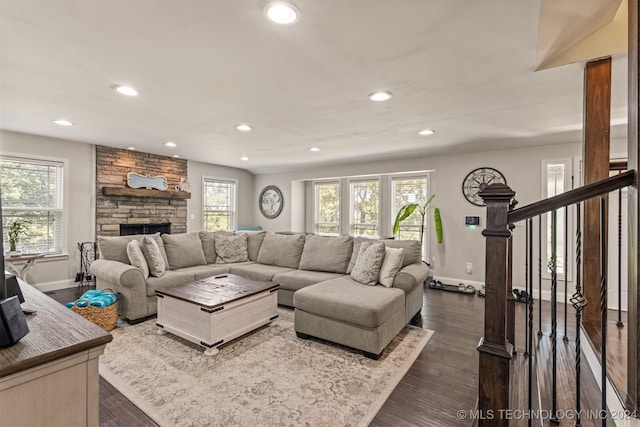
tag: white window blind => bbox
[1,156,64,254]
[203,178,236,231]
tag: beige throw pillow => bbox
[140,235,166,277]
[215,233,249,263]
[378,247,404,287]
[350,241,386,286]
[126,240,149,278]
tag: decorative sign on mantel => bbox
[126,172,168,191]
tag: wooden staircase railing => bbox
[476,170,636,427]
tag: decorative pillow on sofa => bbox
[215,233,249,263]
[162,232,207,269]
[378,247,404,287]
[126,240,149,278]
[256,233,305,269]
[299,234,353,273]
[98,234,142,265]
[350,241,386,286]
[140,235,166,277]
[199,231,233,264]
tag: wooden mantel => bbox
[102,187,191,199]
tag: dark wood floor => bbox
[49,285,624,426]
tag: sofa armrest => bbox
[90,259,145,289]
[393,262,429,292]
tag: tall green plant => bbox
[392,194,443,246]
[7,219,31,252]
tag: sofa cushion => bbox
[350,241,385,286]
[215,233,250,263]
[298,235,353,273]
[257,233,305,268]
[199,231,233,264]
[229,263,294,282]
[175,264,233,281]
[146,270,196,297]
[140,235,166,277]
[126,240,149,278]
[162,232,207,269]
[97,233,169,267]
[273,269,344,292]
[245,230,267,261]
[347,237,421,273]
[379,247,404,287]
[293,277,405,328]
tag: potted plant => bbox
[393,194,443,254]
[7,218,31,257]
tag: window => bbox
[314,181,340,235]
[392,176,428,241]
[1,156,64,254]
[542,160,572,277]
[350,179,380,237]
[203,178,236,232]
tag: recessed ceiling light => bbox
[264,2,300,24]
[173,154,180,158]
[368,91,392,102]
[115,85,138,96]
[236,124,252,132]
[164,141,177,147]
[418,129,435,136]
[240,156,250,161]
[53,119,73,126]
[127,146,136,150]
[309,147,320,152]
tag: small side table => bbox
[4,253,45,281]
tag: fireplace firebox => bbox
[119,222,171,236]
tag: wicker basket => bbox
[71,298,119,331]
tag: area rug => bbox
[99,308,434,427]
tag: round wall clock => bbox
[462,167,507,206]
[259,185,284,219]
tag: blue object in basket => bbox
[67,289,119,308]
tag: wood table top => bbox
[4,253,45,262]
[0,279,113,378]
[156,274,279,309]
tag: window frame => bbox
[391,174,430,256]
[202,176,238,232]
[348,177,381,238]
[0,154,67,255]
[313,180,341,236]
[540,158,573,280]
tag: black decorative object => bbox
[4,274,24,303]
[0,296,29,346]
[462,167,507,206]
[259,185,284,219]
[76,242,97,287]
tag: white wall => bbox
[187,160,255,232]
[254,142,589,289]
[0,130,95,291]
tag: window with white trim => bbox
[542,159,572,277]
[349,179,380,237]
[392,176,428,242]
[203,178,236,232]
[1,156,64,254]
[314,181,340,235]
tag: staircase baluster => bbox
[600,197,608,426]
[550,209,559,423]
[528,217,534,427]
[617,184,623,328]
[539,215,543,336]
[564,206,569,341]
[570,202,586,427]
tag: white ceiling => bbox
[0,0,629,174]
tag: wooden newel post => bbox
[477,183,515,427]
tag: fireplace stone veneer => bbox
[96,145,188,237]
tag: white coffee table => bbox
[155,274,279,356]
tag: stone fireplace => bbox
[95,145,190,237]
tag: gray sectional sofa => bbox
[90,230,429,358]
